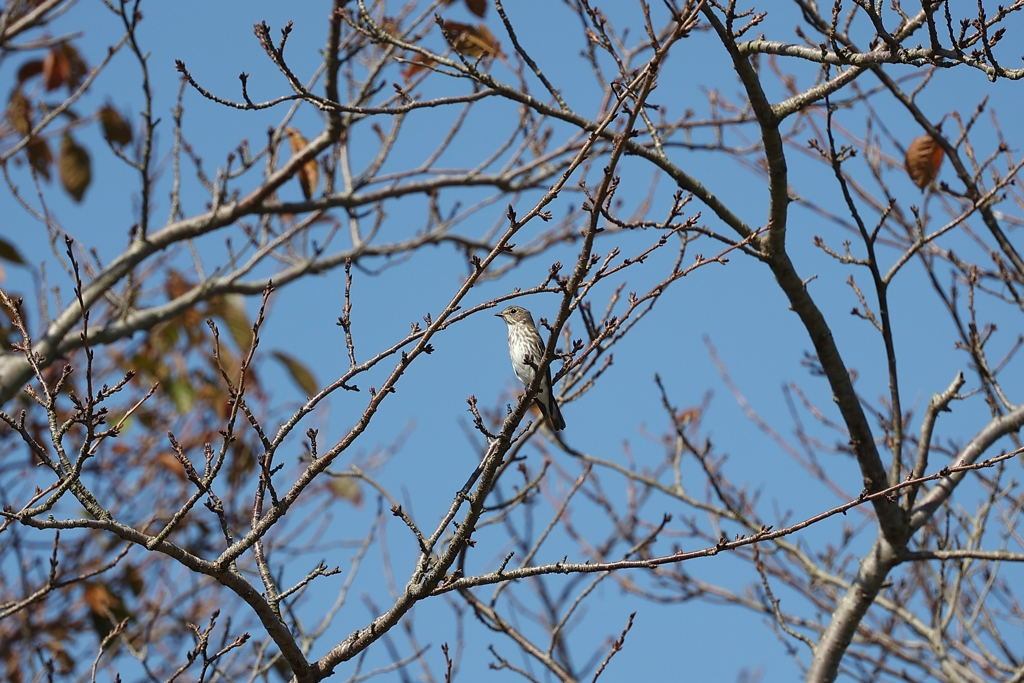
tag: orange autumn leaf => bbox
[284,127,320,200]
[905,134,944,189]
[154,451,188,480]
[402,52,437,81]
[82,582,119,616]
[440,20,501,59]
[676,407,701,426]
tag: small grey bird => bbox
[495,305,566,431]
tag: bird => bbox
[495,305,566,431]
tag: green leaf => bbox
[166,377,195,413]
[209,294,253,352]
[271,351,318,396]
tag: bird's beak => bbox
[494,312,503,318]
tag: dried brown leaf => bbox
[905,134,944,189]
[164,269,193,300]
[16,59,43,84]
[62,43,88,91]
[284,127,319,200]
[464,0,487,18]
[7,89,32,136]
[0,237,25,265]
[98,104,132,146]
[27,137,52,180]
[42,46,70,91]
[59,134,91,202]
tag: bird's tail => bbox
[539,395,566,431]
